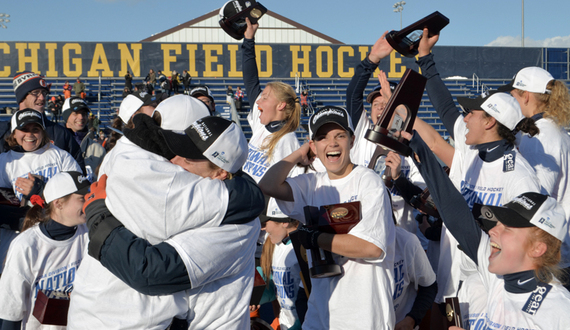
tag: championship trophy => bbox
[365,68,427,157]
[445,297,463,327]
[33,290,70,326]
[219,0,267,40]
[368,146,394,188]
[302,201,361,278]
[386,11,449,57]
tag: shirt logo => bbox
[522,283,552,315]
[503,151,516,172]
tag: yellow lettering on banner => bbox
[88,44,113,77]
[289,45,312,78]
[0,43,11,77]
[227,44,242,78]
[338,46,354,78]
[186,44,198,76]
[15,43,40,73]
[45,43,58,77]
[316,46,333,78]
[118,43,142,77]
[358,46,369,60]
[255,45,272,78]
[388,50,405,78]
[203,44,223,77]
[161,44,181,76]
[63,43,82,77]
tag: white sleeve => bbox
[518,134,559,195]
[276,174,315,224]
[58,148,82,173]
[0,240,32,321]
[403,156,426,189]
[247,95,263,133]
[453,117,469,155]
[352,111,371,152]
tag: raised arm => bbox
[412,117,454,167]
[407,131,481,264]
[242,18,262,103]
[416,28,461,139]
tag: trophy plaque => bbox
[250,268,267,306]
[33,290,70,326]
[219,0,268,40]
[386,11,450,57]
[368,146,394,188]
[300,202,362,278]
[445,297,463,328]
[365,68,427,157]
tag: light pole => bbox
[0,13,10,29]
[393,1,406,29]
[521,0,524,47]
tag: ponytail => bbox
[260,82,301,161]
[518,80,570,127]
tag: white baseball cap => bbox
[498,67,554,94]
[154,94,210,131]
[44,171,91,204]
[118,91,160,124]
[161,116,248,173]
[457,92,524,131]
[478,192,568,242]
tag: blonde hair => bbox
[515,80,570,127]
[260,238,275,288]
[524,226,565,284]
[260,82,301,161]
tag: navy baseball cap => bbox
[308,106,354,140]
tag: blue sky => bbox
[1,0,570,47]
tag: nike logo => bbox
[518,277,534,285]
[270,123,280,128]
[486,145,499,152]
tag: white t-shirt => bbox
[351,111,428,243]
[277,165,397,330]
[457,273,488,330]
[0,143,81,201]
[69,137,230,329]
[435,118,542,302]
[476,234,570,330]
[271,240,302,330]
[0,143,81,274]
[165,221,260,330]
[0,223,87,330]
[517,117,570,267]
[392,227,436,323]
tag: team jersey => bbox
[165,221,260,330]
[517,117,570,267]
[457,273,488,330]
[277,165,396,330]
[0,143,81,201]
[69,136,230,329]
[476,234,570,330]
[435,117,542,302]
[0,223,87,330]
[392,227,436,323]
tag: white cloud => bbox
[486,35,570,47]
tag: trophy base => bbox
[310,263,342,278]
[386,30,419,58]
[365,128,412,157]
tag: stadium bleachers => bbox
[0,75,548,143]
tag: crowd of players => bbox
[0,18,570,330]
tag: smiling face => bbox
[309,123,354,180]
[14,123,44,151]
[487,222,537,275]
[20,88,47,111]
[255,86,286,125]
[66,109,89,132]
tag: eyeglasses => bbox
[28,90,48,98]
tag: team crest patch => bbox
[503,150,516,172]
[522,283,552,315]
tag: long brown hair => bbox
[260,238,275,288]
[21,195,72,231]
[515,80,570,127]
[260,82,301,161]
